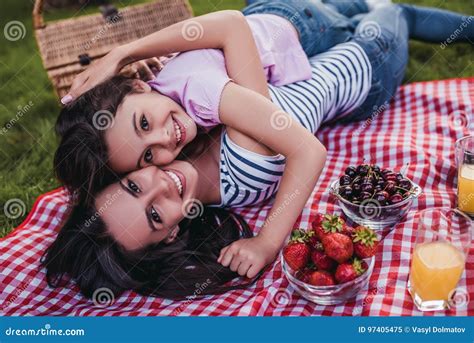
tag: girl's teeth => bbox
[174,121,182,144]
[165,170,183,195]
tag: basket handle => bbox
[33,0,45,29]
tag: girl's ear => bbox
[164,226,180,244]
[132,79,152,93]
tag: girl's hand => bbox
[61,47,124,104]
[119,57,163,81]
[217,235,278,278]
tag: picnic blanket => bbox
[1,78,473,316]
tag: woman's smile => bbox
[164,169,186,197]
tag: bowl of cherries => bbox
[329,163,422,230]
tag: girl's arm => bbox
[217,82,327,278]
[63,10,269,102]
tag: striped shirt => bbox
[215,42,372,208]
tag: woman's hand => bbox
[218,235,278,278]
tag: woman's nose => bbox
[150,169,173,199]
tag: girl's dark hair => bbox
[41,205,261,300]
[54,75,139,204]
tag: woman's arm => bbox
[217,82,327,278]
[63,10,269,102]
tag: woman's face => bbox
[105,84,198,173]
[95,160,199,251]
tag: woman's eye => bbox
[140,115,149,131]
[127,180,141,193]
[144,149,153,163]
[150,207,162,223]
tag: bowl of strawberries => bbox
[281,214,377,305]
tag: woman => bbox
[46,3,473,299]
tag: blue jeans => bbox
[348,4,474,122]
[242,0,368,56]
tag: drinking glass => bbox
[408,208,472,311]
[455,135,474,216]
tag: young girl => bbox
[48,2,473,297]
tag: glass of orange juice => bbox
[456,135,474,215]
[408,208,472,311]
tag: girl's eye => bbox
[150,207,162,223]
[144,149,153,163]
[140,115,149,131]
[128,180,141,193]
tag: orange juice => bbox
[458,165,474,214]
[409,241,465,301]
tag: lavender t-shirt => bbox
[147,14,312,130]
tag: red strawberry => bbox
[335,258,368,284]
[352,226,379,258]
[321,232,353,263]
[311,213,325,229]
[308,233,320,249]
[296,268,314,283]
[311,250,336,271]
[312,214,350,239]
[283,229,311,271]
[308,270,336,286]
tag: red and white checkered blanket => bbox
[1,78,473,316]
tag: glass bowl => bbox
[329,178,422,230]
[280,253,375,305]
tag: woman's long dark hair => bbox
[41,204,261,300]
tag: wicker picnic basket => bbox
[33,0,193,98]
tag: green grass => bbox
[0,0,472,237]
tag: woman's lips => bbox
[167,168,186,198]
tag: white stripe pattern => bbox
[218,42,372,208]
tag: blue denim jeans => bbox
[243,1,474,121]
[348,4,473,122]
[242,0,369,56]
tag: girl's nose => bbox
[148,126,173,149]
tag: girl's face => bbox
[96,160,199,251]
[105,84,198,173]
